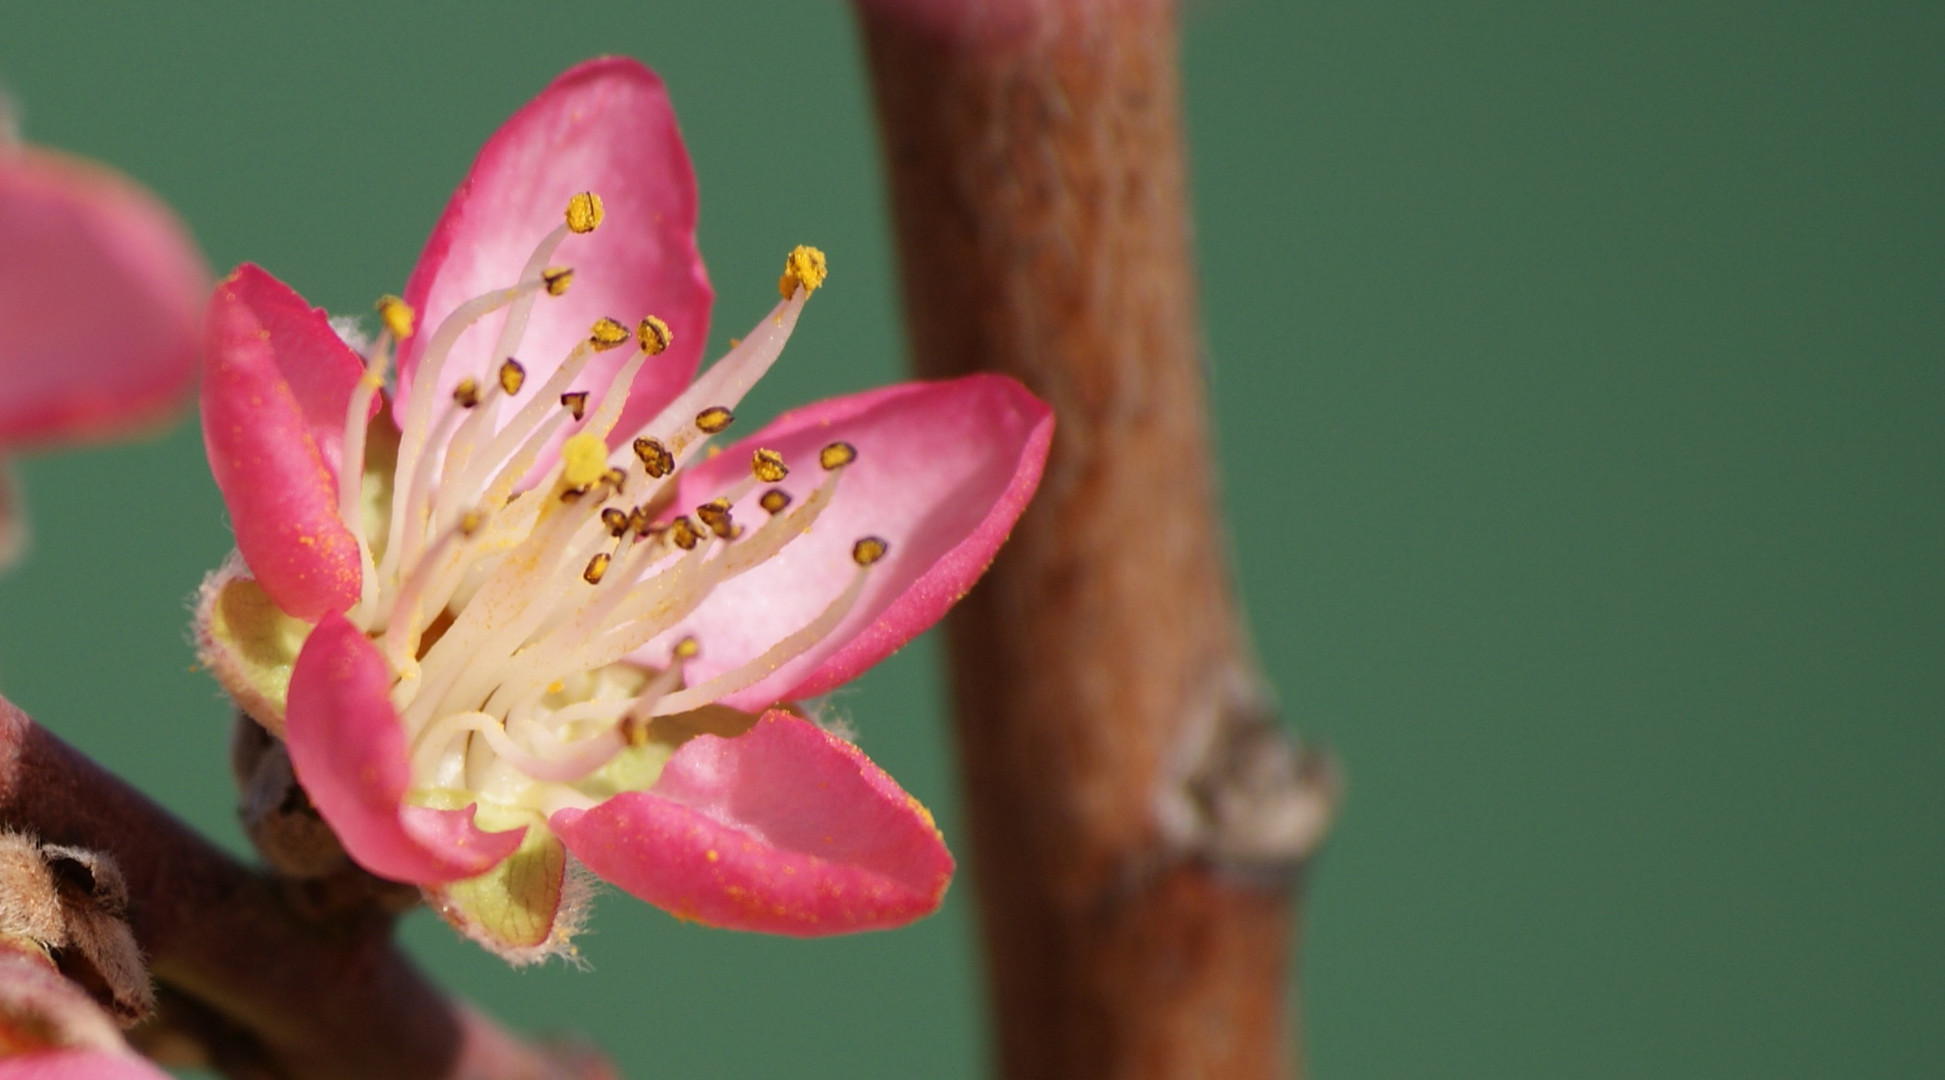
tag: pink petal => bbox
[643,373,1053,708]
[202,265,374,619]
[0,1051,171,1080]
[399,57,712,449]
[286,614,525,884]
[550,711,951,935]
[0,146,205,448]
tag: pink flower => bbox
[0,124,207,567]
[0,1052,170,1080]
[195,58,1051,958]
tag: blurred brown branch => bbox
[0,695,607,1080]
[855,2,1337,1078]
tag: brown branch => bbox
[0,695,608,1080]
[855,3,1337,1079]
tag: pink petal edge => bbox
[0,146,206,449]
[286,614,525,884]
[202,265,372,620]
[0,1050,171,1080]
[550,711,953,936]
[398,56,712,450]
[644,373,1054,708]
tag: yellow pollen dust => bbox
[542,266,575,296]
[589,317,631,351]
[852,536,890,567]
[778,245,828,300]
[819,441,857,470]
[751,448,789,483]
[695,406,734,434]
[376,295,415,339]
[561,433,609,489]
[637,315,673,355]
[499,359,527,395]
[565,191,605,234]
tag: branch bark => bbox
[0,695,607,1080]
[855,3,1336,1079]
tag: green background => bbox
[2,1,1938,1077]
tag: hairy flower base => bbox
[197,58,1052,958]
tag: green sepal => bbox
[194,566,314,733]
[425,800,570,961]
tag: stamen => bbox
[758,488,791,514]
[565,191,605,234]
[589,317,631,351]
[561,433,609,490]
[583,552,611,585]
[636,316,672,355]
[668,516,701,550]
[633,436,675,478]
[853,536,890,566]
[778,244,828,300]
[542,266,574,296]
[499,358,527,395]
[695,498,735,538]
[820,441,857,470]
[600,508,630,537]
[651,565,870,717]
[695,406,734,434]
[560,391,589,420]
[377,295,416,339]
[452,378,481,408]
[751,448,788,483]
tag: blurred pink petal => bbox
[551,711,952,935]
[0,1051,170,1080]
[285,614,525,883]
[0,146,204,449]
[400,56,711,452]
[644,373,1053,709]
[201,265,370,620]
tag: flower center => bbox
[328,196,871,815]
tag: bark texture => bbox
[856,3,1336,1079]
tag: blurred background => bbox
[1,1,1938,1077]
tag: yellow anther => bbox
[376,295,416,339]
[603,467,628,493]
[695,497,735,538]
[561,433,608,489]
[542,266,575,296]
[852,536,890,567]
[669,516,701,550]
[778,245,828,299]
[565,191,605,234]
[636,315,673,355]
[695,406,734,434]
[672,636,701,660]
[758,488,792,515]
[560,391,589,420]
[819,441,857,470]
[499,359,527,395]
[583,552,611,585]
[459,511,484,537]
[620,716,649,748]
[751,448,789,483]
[452,378,481,409]
[632,436,674,479]
[589,317,631,351]
[600,507,631,537]
[630,507,655,537]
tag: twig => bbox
[854,2,1337,1078]
[0,695,607,1080]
